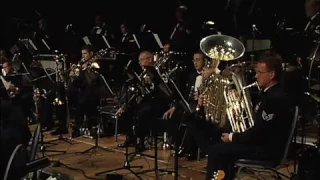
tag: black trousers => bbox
[206,142,264,180]
[119,102,167,142]
[185,112,223,153]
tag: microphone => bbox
[241,82,258,91]
[252,24,262,34]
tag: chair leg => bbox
[236,166,244,180]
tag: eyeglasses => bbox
[255,70,271,75]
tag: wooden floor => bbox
[34,125,297,180]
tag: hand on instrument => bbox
[194,91,199,100]
[221,133,230,143]
[163,107,176,120]
[115,107,125,117]
[202,67,215,79]
[198,94,205,106]
[82,62,88,69]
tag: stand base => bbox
[40,145,67,154]
[136,168,177,180]
[95,161,143,179]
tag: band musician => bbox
[162,50,221,160]
[116,51,169,152]
[69,45,103,136]
[0,62,31,177]
[198,54,294,180]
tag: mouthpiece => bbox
[241,82,258,90]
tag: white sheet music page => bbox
[153,34,163,49]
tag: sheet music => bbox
[102,35,111,49]
[0,75,11,90]
[83,36,91,45]
[28,39,37,51]
[132,34,141,49]
[41,39,51,50]
[153,33,163,48]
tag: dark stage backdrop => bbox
[0,0,306,52]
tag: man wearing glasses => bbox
[204,53,294,180]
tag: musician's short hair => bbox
[81,44,95,53]
[258,51,283,81]
[139,51,153,58]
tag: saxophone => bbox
[198,34,254,132]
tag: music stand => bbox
[95,74,144,179]
[81,69,116,155]
[132,32,163,52]
[133,66,191,180]
[28,67,67,155]
[82,35,112,51]
[10,41,33,66]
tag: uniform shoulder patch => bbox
[262,110,274,121]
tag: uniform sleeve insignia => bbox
[262,110,274,121]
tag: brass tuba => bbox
[198,34,254,132]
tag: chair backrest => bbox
[279,106,299,165]
[3,144,29,180]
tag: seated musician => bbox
[202,54,294,180]
[69,45,102,136]
[116,51,169,151]
[163,50,221,160]
[0,74,31,177]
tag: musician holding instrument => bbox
[69,44,102,136]
[116,51,169,152]
[162,50,209,159]
[203,55,294,180]
[0,61,31,176]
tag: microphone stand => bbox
[250,24,256,66]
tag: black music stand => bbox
[95,77,144,179]
[133,32,163,52]
[28,67,67,155]
[81,70,116,155]
[82,35,112,51]
[132,66,191,180]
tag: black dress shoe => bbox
[185,153,197,161]
[118,140,134,148]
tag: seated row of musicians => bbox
[168,53,294,180]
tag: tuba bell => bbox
[198,34,254,133]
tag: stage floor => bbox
[34,125,296,180]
